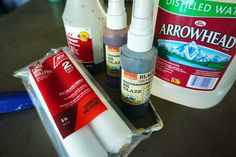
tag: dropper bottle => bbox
[120,0,157,118]
[103,0,128,89]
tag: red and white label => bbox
[29,50,107,138]
[154,8,236,91]
[65,25,94,64]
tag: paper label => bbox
[65,25,94,64]
[105,45,121,77]
[154,0,236,91]
[121,69,154,105]
[29,51,107,138]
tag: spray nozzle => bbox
[127,0,154,52]
[108,0,125,16]
[133,0,152,19]
[131,0,153,34]
[106,0,127,30]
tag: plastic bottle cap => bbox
[106,0,127,30]
[127,0,153,52]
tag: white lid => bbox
[127,0,153,52]
[106,0,127,30]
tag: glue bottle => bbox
[103,0,128,89]
[62,0,106,73]
[120,0,157,117]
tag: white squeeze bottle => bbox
[62,0,106,72]
[152,0,236,108]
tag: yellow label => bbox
[79,31,90,42]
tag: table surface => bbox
[0,0,236,157]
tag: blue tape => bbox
[0,91,33,113]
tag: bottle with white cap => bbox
[120,0,157,117]
[103,0,128,89]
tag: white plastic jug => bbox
[152,0,236,109]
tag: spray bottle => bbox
[103,0,128,89]
[62,0,106,73]
[120,0,157,117]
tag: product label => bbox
[29,50,107,138]
[154,0,236,91]
[121,69,154,105]
[65,25,94,65]
[105,45,121,77]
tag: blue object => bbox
[0,91,33,113]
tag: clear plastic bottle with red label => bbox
[62,0,106,73]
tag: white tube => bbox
[89,111,132,153]
[67,53,132,153]
[64,127,108,157]
[28,75,108,157]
